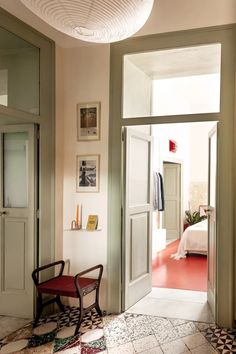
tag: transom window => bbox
[123,43,221,118]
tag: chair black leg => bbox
[56,295,65,312]
[95,304,102,317]
[95,287,102,317]
[74,299,84,335]
[34,294,43,327]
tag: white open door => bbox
[0,124,36,318]
[123,127,153,310]
[163,162,181,241]
[207,124,217,318]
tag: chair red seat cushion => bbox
[37,275,97,298]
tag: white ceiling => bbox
[125,44,221,79]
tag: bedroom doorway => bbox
[124,120,217,322]
[109,25,235,328]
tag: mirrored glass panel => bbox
[0,26,39,115]
[123,44,221,118]
[3,132,28,208]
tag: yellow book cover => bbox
[86,215,98,231]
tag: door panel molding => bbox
[163,162,181,241]
[130,213,149,281]
[3,218,27,291]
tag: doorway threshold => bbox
[127,288,214,323]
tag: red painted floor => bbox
[152,240,207,291]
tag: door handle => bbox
[203,206,214,217]
[199,205,214,217]
[204,208,211,213]
[0,211,6,216]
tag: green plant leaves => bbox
[185,210,207,225]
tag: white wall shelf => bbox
[64,228,102,232]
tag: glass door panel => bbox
[0,26,39,115]
[3,132,28,208]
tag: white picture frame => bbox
[76,154,100,192]
[77,102,100,141]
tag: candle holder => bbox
[71,220,82,230]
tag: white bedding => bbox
[171,219,208,260]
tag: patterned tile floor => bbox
[0,307,235,353]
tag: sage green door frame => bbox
[108,25,236,328]
[0,8,55,271]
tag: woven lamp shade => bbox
[20,0,154,43]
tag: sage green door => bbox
[163,162,181,241]
[207,124,217,318]
[0,124,36,318]
[123,127,153,310]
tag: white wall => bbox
[136,0,236,37]
[152,123,190,215]
[62,44,110,309]
[152,122,214,221]
[152,74,220,116]
[188,121,215,211]
[189,122,215,182]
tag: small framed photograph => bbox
[77,102,100,141]
[76,154,100,192]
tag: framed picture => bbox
[77,102,100,141]
[76,154,100,192]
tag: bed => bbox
[171,219,208,260]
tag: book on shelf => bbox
[86,215,98,231]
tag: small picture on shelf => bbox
[86,215,98,231]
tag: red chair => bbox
[32,261,103,335]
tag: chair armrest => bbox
[32,260,65,286]
[75,264,103,283]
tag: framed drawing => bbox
[77,102,100,141]
[76,154,100,192]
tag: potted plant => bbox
[184,210,207,229]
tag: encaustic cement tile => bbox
[4,310,236,354]
[81,337,106,353]
[154,324,179,345]
[181,332,208,350]
[103,316,130,348]
[53,335,80,353]
[80,330,106,354]
[17,342,54,353]
[0,324,33,344]
[132,334,158,353]
[124,313,154,341]
[160,338,190,354]
[174,321,199,338]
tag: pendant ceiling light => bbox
[20,0,154,43]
